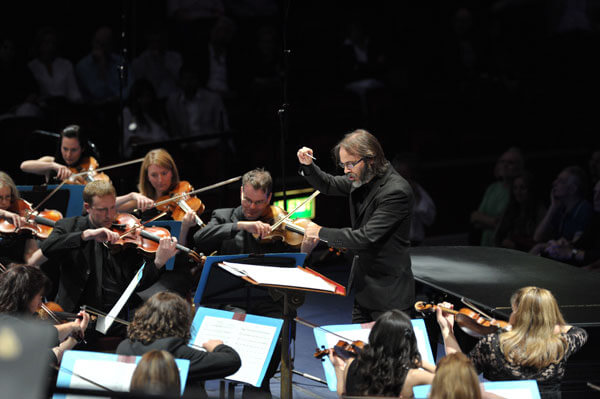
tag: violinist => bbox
[297,129,415,323]
[436,287,588,399]
[118,148,198,221]
[0,265,90,364]
[20,124,93,183]
[27,180,178,343]
[329,309,435,398]
[188,168,318,399]
[0,171,38,264]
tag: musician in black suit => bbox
[297,129,415,323]
[29,181,178,332]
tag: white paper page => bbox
[487,388,530,399]
[192,315,277,386]
[66,359,136,399]
[96,264,144,334]
[221,262,335,292]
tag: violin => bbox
[154,181,205,227]
[65,156,111,185]
[0,198,62,239]
[109,213,205,264]
[415,301,510,338]
[314,339,366,360]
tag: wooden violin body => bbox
[66,156,111,185]
[415,301,509,337]
[0,199,62,239]
[314,339,366,360]
[110,213,205,264]
[154,181,205,227]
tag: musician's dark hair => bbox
[350,309,421,396]
[55,124,90,162]
[0,265,51,314]
[242,168,272,196]
[127,291,192,345]
[333,129,389,177]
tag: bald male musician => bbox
[298,129,415,323]
[28,181,178,332]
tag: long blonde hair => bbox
[0,171,21,211]
[130,350,180,396]
[429,353,481,399]
[499,286,567,368]
[138,149,180,199]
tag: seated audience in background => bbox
[329,309,435,398]
[531,166,593,254]
[495,171,546,252]
[122,79,170,158]
[28,26,82,104]
[392,153,436,245]
[0,36,40,118]
[471,147,524,246]
[117,291,241,398]
[542,179,600,268]
[130,350,181,397]
[0,265,89,365]
[437,286,588,399]
[429,352,504,399]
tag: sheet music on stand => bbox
[53,350,191,398]
[189,306,283,387]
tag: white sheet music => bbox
[191,315,277,386]
[220,262,336,292]
[66,359,135,399]
[95,264,144,334]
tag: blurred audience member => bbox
[541,179,600,268]
[471,147,524,246]
[122,79,170,158]
[392,153,436,245]
[28,27,82,104]
[131,28,182,100]
[166,62,229,149]
[532,166,592,247]
[495,172,546,251]
[76,26,131,103]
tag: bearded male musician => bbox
[27,180,178,341]
[297,129,415,323]
[183,168,319,399]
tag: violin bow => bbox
[270,190,320,231]
[461,297,494,320]
[294,316,359,342]
[81,305,131,327]
[51,364,114,393]
[30,157,145,214]
[134,175,242,214]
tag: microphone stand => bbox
[117,0,130,160]
[278,0,291,213]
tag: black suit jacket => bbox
[40,215,160,313]
[300,163,415,311]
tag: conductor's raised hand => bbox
[297,147,314,165]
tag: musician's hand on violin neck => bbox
[0,209,26,229]
[237,220,271,238]
[181,211,198,230]
[154,236,179,268]
[297,147,315,165]
[436,302,455,335]
[81,227,120,243]
[328,350,348,370]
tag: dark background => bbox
[1,0,598,238]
